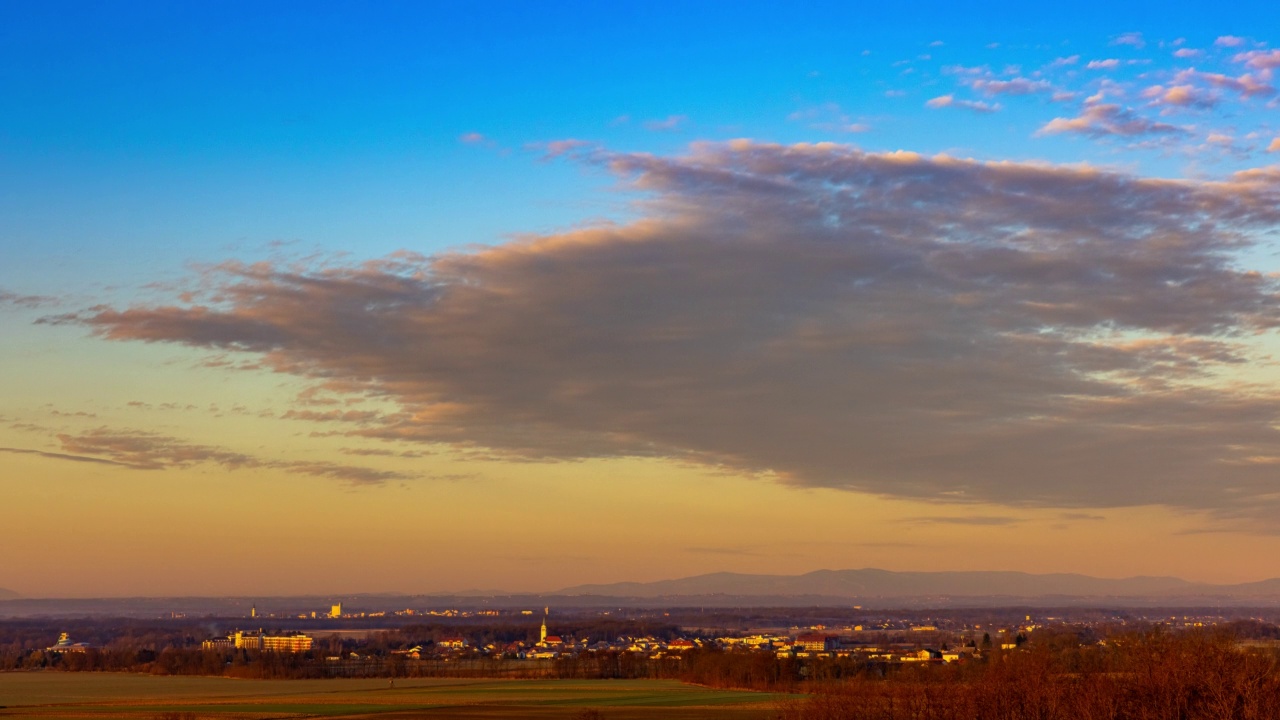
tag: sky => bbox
[5,1,1280,598]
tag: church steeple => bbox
[540,607,548,643]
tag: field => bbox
[0,674,789,719]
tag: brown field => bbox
[0,673,788,720]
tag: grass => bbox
[0,674,789,719]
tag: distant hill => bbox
[555,568,1280,603]
[0,588,21,600]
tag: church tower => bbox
[540,607,548,644]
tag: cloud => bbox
[57,428,259,470]
[0,446,133,467]
[1142,84,1218,109]
[1205,133,1234,146]
[279,461,420,485]
[1175,69,1275,98]
[534,139,596,159]
[1038,103,1186,137]
[905,516,1023,527]
[1269,137,1280,152]
[969,78,1053,96]
[1215,36,1248,48]
[339,447,431,458]
[925,95,1000,113]
[787,103,872,133]
[1234,50,1280,77]
[458,132,505,153]
[644,115,688,132]
[280,409,385,424]
[943,64,989,77]
[35,428,414,485]
[1111,32,1145,49]
[1086,59,1120,70]
[0,290,58,309]
[57,141,1280,526]
[1173,48,1203,59]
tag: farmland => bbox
[0,674,788,719]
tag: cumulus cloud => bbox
[534,139,596,159]
[1038,103,1186,137]
[1175,68,1275,98]
[53,142,1280,526]
[1269,137,1280,152]
[1234,49,1280,77]
[1173,48,1203,59]
[1216,36,1248,48]
[1086,59,1120,70]
[1142,84,1218,109]
[925,95,1000,113]
[1111,32,1146,49]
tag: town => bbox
[22,602,1279,677]
[193,607,1021,664]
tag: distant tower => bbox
[331,603,343,619]
[250,604,257,619]
[540,608,548,644]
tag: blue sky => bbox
[5,0,1278,297]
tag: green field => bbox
[0,674,789,719]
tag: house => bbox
[230,630,313,652]
[795,633,837,652]
[902,649,943,662]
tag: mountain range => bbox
[554,569,1280,604]
[5,571,1280,615]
